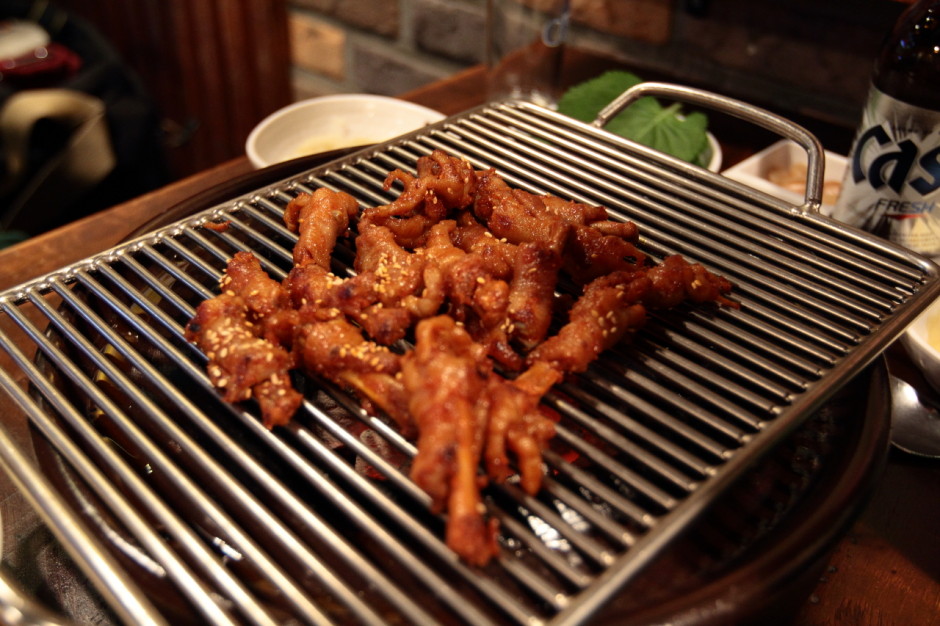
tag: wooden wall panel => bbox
[55,0,293,179]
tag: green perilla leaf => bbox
[557,70,710,166]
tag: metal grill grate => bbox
[0,100,936,625]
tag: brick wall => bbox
[286,0,907,130]
[286,1,673,98]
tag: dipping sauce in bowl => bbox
[246,94,446,169]
[902,296,940,393]
[292,134,377,157]
[928,313,940,350]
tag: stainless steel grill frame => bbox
[0,97,936,625]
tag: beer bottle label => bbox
[831,86,940,257]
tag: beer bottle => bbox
[831,0,940,258]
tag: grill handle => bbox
[592,81,826,211]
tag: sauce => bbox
[926,308,940,352]
[293,135,377,157]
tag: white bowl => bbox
[703,132,722,173]
[901,296,940,393]
[246,94,446,169]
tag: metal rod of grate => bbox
[0,101,936,624]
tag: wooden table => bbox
[1,53,938,625]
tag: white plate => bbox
[721,139,847,212]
